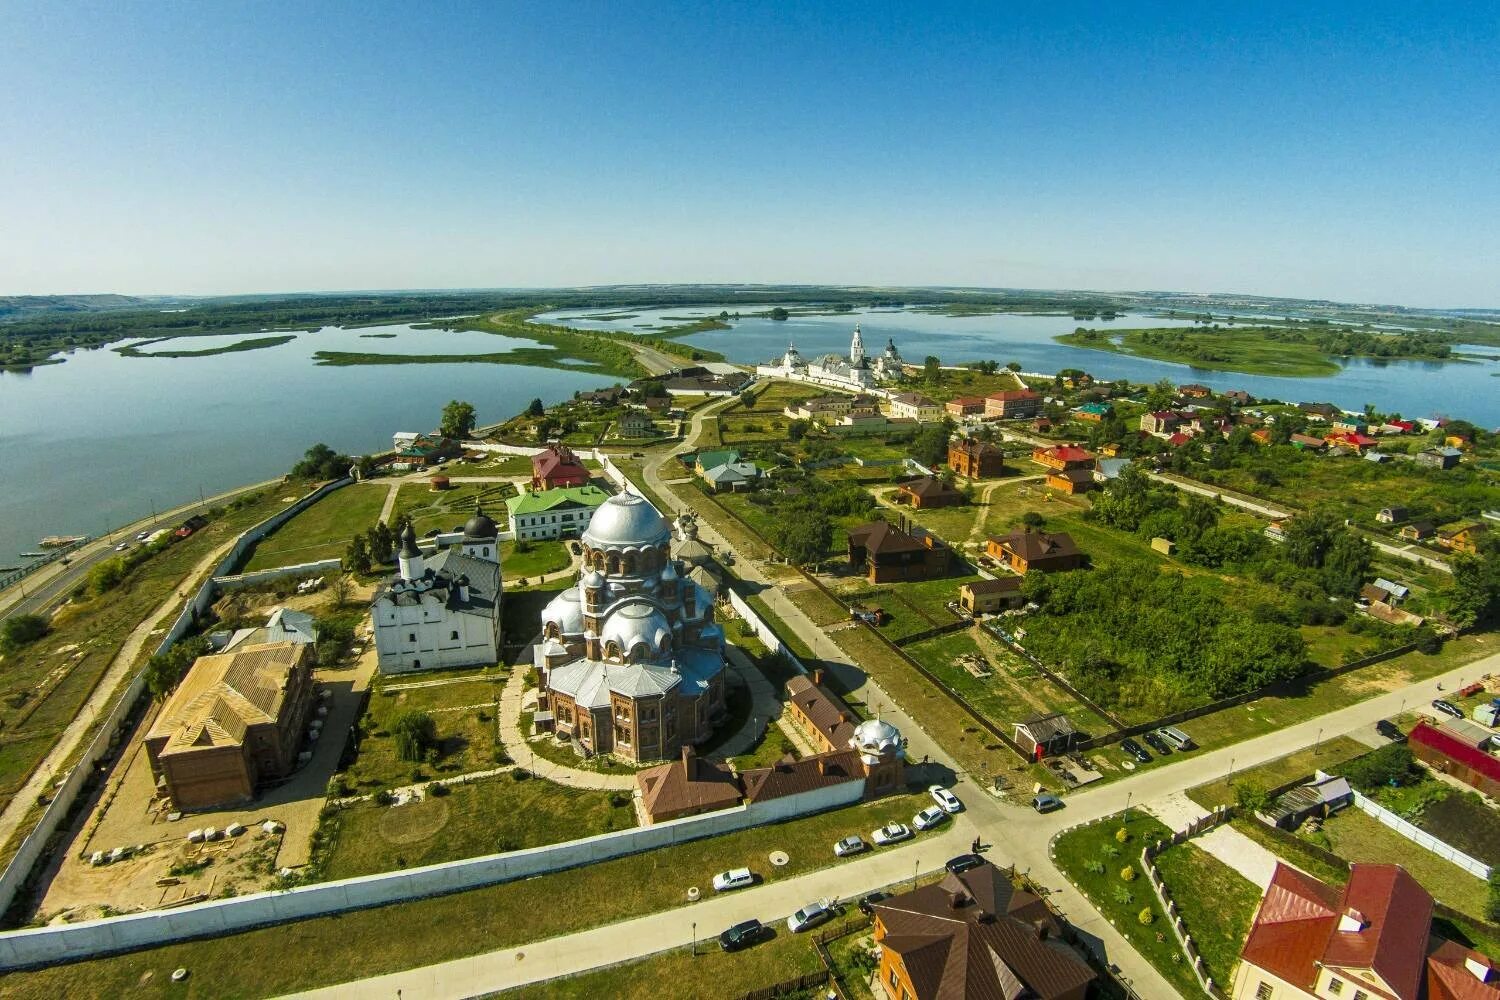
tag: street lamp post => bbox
[1124,790,1132,823]
[691,921,696,958]
[1314,728,1323,756]
[912,858,919,893]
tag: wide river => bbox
[2,307,1494,565]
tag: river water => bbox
[0,324,605,563]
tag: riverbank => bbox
[1055,325,1459,377]
[114,335,298,359]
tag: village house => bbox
[1031,444,1095,471]
[847,519,951,584]
[947,437,1006,478]
[1331,418,1368,435]
[1224,389,1252,405]
[944,395,986,419]
[1141,409,1184,435]
[785,394,853,422]
[872,862,1095,1000]
[1093,457,1131,482]
[784,671,857,753]
[958,576,1024,615]
[986,527,1084,574]
[1416,446,1463,470]
[506,485,610,541]
[1376,505,1409,524]
[1258,774,1352,829]
[896,474,963,509]
[1074,401,1113,422]
[984,388,1042,420]
[1251,427,1274,446]
[1013,712,1079,759]
[1179,383,1212,398]
[577,386,626,407]
[616,410,654,437]
[692,448,740,476]
[144,642,315,811]
[1438,523,1487,554]
[1046,468,1095,495]
[1409,719,1500,798]
[1299,401,1340,421]
[1233,862,1500,1000]
[531,443,589,490]
[701,459,761,492]
[887,392,944,422]
[1290,432,1327,451]
[1399,520,1437,541]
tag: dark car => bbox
[1142,731,1172,755]
[857,891,893,916]
[1432,699,1464,719]
[719,918,770,952]
[945,853,985,875]
[1120,738,1152,764]
[1375,719,1407,743]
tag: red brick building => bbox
[531,443,589,490]
[947,438,1006,478]
[847,520,951,584]
[984,389,1042,420]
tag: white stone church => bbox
[756,323,904,392]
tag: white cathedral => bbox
[756,323,904,392]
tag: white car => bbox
[871,822,913,846]
[913,806,949,831]
[929,785,962,814]
[833,835,868,857]
[711,868,755,892]
[787,899,835,934]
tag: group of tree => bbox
[145,636,210,701]
[0,613,49,652]
[747,474,877,566]
[344,518,401,574]
[910,419,955,468]
[440,399,477,439]
[292,443,357,481]
[1448,538,1500,628]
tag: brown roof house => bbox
[1234,862,1500,1000]
[873,862,1096,1000]
[897,475,963,509]
[947,438,1006,479]
[847,520,952,584]
[1013,712,1078,760]
[1045,468,1095,495]
[986,528,1084,574]
[145,642,314,811]
[784,671,857,754]
[958,576,1024,615]
[635,746,743,825]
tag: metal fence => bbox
[1349,789,1491,878]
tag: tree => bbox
[1005,361,1022,372]
[787,419,810,442]
[1233,781,1271,814]
[441,400,477,439]
[771,512,831,566]
[343,535,371,574]
[1487,869,1500,923]
[769,307,789,320]
[292,443,353,480]
[0,614,48,651]
[911,421,954,468]
[1321,531,1373,597]
[145,638,208,702]
[366,521,395,564]
[1144,379,1176,412]
[329,572,354,607]
[922,356,943,384]
[526,397,546,417]
[87,557,128,596]
[1447,549,1500,628]
[392,710,437,763]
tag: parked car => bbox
[1142,731,1173,755]
[718,919,769,952]
[857,891,892,916]
[787,900,835,934]
[1375,719,1407,743]
[945,853,985,874]
[712,868,755,892]
[928,785,963,813]
[913,806,949,831]
[1032,793,1064,813]
[1432,699,1464,719]
[833,835,868,858]
[1159,726,1197,750]
[1120,738,1152,764]
[872,822,912,846]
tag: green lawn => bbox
[1056,327,1343,377]
[1051,812,1201,999]
[1152,842,1261,989]
[322,773,634,880]
[1187,736,1369,810]
[344,678,504,790]
[500,538,572,581]
[5,792,931,999]
[903,630,1099,732]
[242,484,387,570]
[390,481,517,537]
[1317,809,1490,918]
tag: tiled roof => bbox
[739,750,864,803]
[900,475,961,500]
[1426,939,1500,1000]
[963,577,1022,595]
[990,529,1080,563]
[636,751,741,818]
[1240,863,1341,991]
[848,520,930,556]
[784,675,856,746]
[506,484,610,517]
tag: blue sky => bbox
[1,2,1496,305]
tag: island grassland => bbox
[1057,324,1456,377]
[112,335,298,359]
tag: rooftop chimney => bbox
[811,668,824,686]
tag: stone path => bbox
[377,481,401,525]
[1146,792,1281,889]
[495,664,637,791]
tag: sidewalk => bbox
[495,663,636,792]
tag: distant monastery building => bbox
[757,324,904,392]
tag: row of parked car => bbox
[711,785,967,951]
[1119,725,1197,765]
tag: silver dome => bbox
[599,600,673,658]
[851,718,903,760]
[582,493,671,550]
[542,589,584,636]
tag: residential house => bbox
[1381,419,1416,434]
[783,671,857,754]
[887,392,944,422]
[1376,505,1409,524]
[692,448,741,476]
[897,475,963,509]
[1299,401,1340,421]
[1399,521,1436,541]
[1438,523,1487,555]
[1290,433,1327,451]
[642,395,672,415]
[662,371,751,396]
[1251,427,1274,446]
[1332,418,1368,435]
[1258,774,1352,829]
[986,528,1084,574]
[984,389,1043,420]
[958,576,1024,615]
[1416,447,1463,470]
[701,460,761,492]
[1032,417,1054,433]
[616,411,654,437]
[1373,578,1409,603]
[531,443,589,490]
[1141,410,1185,436]
[1166,431,1193,448]
[944,396,986,419]
[144,643,314,811]
[847,520,951,584]
[786,395,853,421]
[872,863,1096,1000]
[393,435,460,469]
[1046,468,1095,495]
[1446,434,1472,450]
[1410,720,1500,798]
[1325,431,1381,453]
[1093,457,1132,483]
[1030,445,1095,471]
[1179,383,1212,399]
[1074,401,1113,422]
[1224,389,1252,405]
[1233,862,1500,1000]
[1062,372,1093,389]
[507,485,610,540]
[948,438,1007,478]
[1013,712,1079,759]
[634,747,743,825]
[578,386,626,407]
[1265,519,1291,542]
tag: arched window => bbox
[606,552,621,575]
[604,640,621,660]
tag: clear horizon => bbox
[2,2,1497,308]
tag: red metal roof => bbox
[1410,721,1500,784]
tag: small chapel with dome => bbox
[535,492,728,763]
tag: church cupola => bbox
[397,523,425,581]
[849,323,866,365]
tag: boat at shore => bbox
[39,535,87,548]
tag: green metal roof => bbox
[506,484,611,518]
[694,448,740,470]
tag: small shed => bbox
[1150,537,1176,555]
[1259,774,1352,829]
[1014,712,1078,760]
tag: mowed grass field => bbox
[390,480,517,538]
[241,483,387,570]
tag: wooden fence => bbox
[735,971,830,1000]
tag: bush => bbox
[426,781,450,798]
[1120,865,1137,882]
[1112,885,1134,905]
[0,614,49,651]
[1234,780,1271,814]
[511,768,532,781]
[374,789,395,805]
[1138,907,1155,925]
[391,710,437,763]
[1486,870,1500,924]
[1115,827,1129,844]
[1085,860,1106,876]
[1336,744,1418,792]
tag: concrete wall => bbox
[0,768,860,969]
[213,559,342,591]
[0,480,352,920]
[725,589,808,676]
